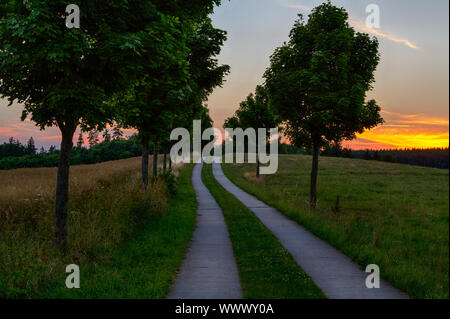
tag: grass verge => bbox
[223,155,449,299]
[202,163,325,299]
[1,160,197,298]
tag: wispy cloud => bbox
[381,110,449,127]
[350,20,420,50]
[280,2,312,11]
[276,1,420,50]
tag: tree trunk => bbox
[256,134,260,178]
[256,153,260,178]
[163,150,167,174]
[310,143,320,208]
[153,139,158,177]
[141,135,150,190]
[169,152,172,170]
[54,124,76,250]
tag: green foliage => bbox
[321,141,354,158]
[224,116,241,130]
[264,1,384,148]
[159,169,178,197]
[0,138,28,158]
[0,0,143,131]
[352,148,450,168]
[225,84,280,154]
[0,136,142,170]
[115,10,191,141]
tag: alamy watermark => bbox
[65,264,80,289]
[365,264,381,289]
[366,4,380,29]
[65,4,80,29]
[66,4,380,30]
[170,120,279,175]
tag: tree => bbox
[117,27,190,188]
[25,137,37,155]
[117,1,228,190]
[112,127,124,141]
[224,116,240,130]
[76,132,84,148]
[364,150,373,160]
[265,2,383,207]
[226,85,279,177]
[0,137,26,159]
[0,1,145,248]
[88,130,100,148]
[373,150,380,161]
[102,129,111,143]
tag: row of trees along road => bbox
[224,85,280,178]
[226,2,384,208]
[0,1,229,249]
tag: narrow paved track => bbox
[212,162,408,299]
[168,162,242,299]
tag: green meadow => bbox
[223,155,449,299]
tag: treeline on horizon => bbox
[278,142,449,169]
[1,135,448,170]
[0,132,143,170]
[319,143,449,169]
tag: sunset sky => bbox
[0,0,449,150]
[208,0,449,150]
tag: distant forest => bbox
[352,148,449,169]
[1,135,448,170]
[278,141,448,169]
[319,142,449,169]
[0,131,142,170]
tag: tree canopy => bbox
[264,2,383,206]
[265,2,383,149]
[0,0,229,247]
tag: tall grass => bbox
[0,157,175,298]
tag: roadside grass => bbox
[1,159,197,298]
[223,155,449,299]
[37,164,197,298]
[202,163,325,299]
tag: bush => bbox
[159,169,178,196]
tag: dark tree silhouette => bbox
[76,132,84,149]
[88,130,100,148]
[102,129,111,143]
[112,127,124,141]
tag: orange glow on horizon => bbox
[1,110,448,151]
[350,131,449,150]
[345,111,450,150]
